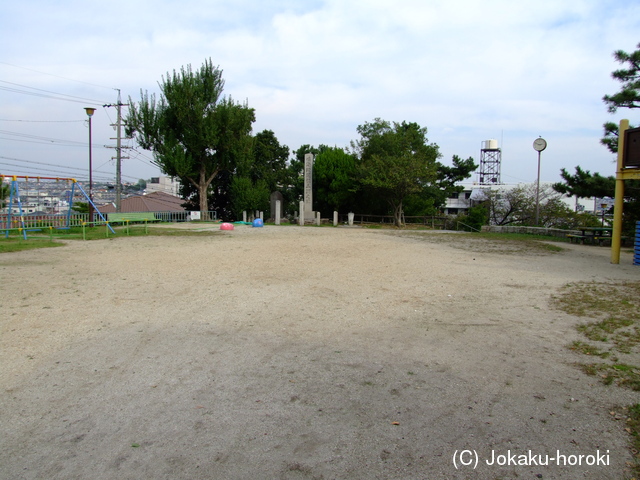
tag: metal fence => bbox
[0,211,217,230]
[337,213,452,229]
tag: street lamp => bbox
[532,137,547,226]
[84,107,96,222]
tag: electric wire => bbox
[0,80,109,105]
[0,155,144,182]
[0,118,85,123]
[0,129,101,147]
[0,61,115,91]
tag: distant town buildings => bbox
[1,176,183,215]
[442,183,607,216]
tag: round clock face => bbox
[533,138,547,152]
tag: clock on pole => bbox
[533,137,547,225]
[533,137,547,152]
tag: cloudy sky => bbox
[1,0,639,187]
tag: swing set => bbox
[1,175,114,239]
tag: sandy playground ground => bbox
[1,224,639,479]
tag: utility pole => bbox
[104,90,130,212]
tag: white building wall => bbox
[145,176,181,196]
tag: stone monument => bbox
[304,153,314,221]
[270,191,284,221]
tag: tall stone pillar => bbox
[304,153,314,221]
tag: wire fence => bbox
[337,213,453,229]
[0,211,218,230]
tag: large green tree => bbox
[125,59,255,215]
[251,130,290,192]
[553,166,616,199]
[402,155,476,217]
[313,146,359,214]
[352,119,440,227]
[554,167,640,233]
[601,42,639,152]
[230,130,290,218]
[555,43,640,234]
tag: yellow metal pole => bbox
[611,119,629,264]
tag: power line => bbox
[0,118,85,123]
[0,129,104,148]
[0,155,141,182]
[0,61,115,91]
[0,136,103,149]
[0,80,109,106]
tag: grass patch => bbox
[553,280,640,476]
[578,363,640,390]
[0,223,223,252]
[552,281,640,357]
[396,231,565,255]
[625,404,640,464]
[0,237,65,253]
[552,281,640,318]
[568,341,610,358]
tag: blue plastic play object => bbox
[252,218,264,227]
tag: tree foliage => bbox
[231,129,290,218]
[603,43,640,113]
[428,155,478,212]
[313,146,359,214]
[352,119,440,226]
[553,167,640,233]
[0,183,9,208]
[248,130,290,191]
[553,166,616,199]
[230,177,270,217]
[601,43,640,152]
[71,201,90,214]
[125,59,255,214]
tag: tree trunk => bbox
[393,201,403,227]
[198,168,210,221]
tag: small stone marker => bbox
[299,201,304,226]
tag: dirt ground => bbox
[1,225,639,479]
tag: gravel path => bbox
[1,226,638,479]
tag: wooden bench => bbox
[567,234,630,246]
[107,212,159,235]
[107,212,158,224]
[566,234,587,244]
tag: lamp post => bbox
[532,137,547,226]
[84,107,96,222]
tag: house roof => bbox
[97,191,186,213]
